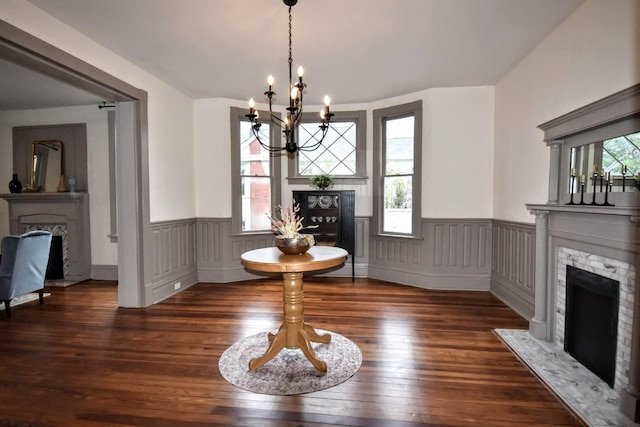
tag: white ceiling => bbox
[3,0,585,110]
[0,59,105,110]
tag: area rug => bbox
[219,330,362,395]
[0,292,51,311]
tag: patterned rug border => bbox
[219,329,362,395]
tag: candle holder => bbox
[566,175,576,205]
[600,172,604,192]
[590,173,598,205]
[579,182,586,205]
[602,178,615,206]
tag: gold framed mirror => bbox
[31,140,64,192]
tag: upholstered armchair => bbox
[0,231,52,318]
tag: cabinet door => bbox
[294,190,355,253]
[294,191,340,247]
[339,190,355,254]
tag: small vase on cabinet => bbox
[57,175,67,192]
[8,174,22,193]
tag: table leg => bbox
[303,322,331,343]
[248,329,286,370]
[249,271,330,372]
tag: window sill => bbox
[287,176,368,185]
[371,232,424,241]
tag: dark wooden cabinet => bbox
[293,190,355,280]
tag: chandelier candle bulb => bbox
[324,95,331,115]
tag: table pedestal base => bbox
[248,272,331,372]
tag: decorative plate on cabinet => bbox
[318,195,332,209]
[333,195,339,208]
[307,195,317,208]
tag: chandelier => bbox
[246,0,333,155]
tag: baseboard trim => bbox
[490,275,534,320]
[91,264,118,281]
[368,265,490,290]
[148,271,199,304]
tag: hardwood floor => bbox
[0,278,583,426]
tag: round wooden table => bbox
[240,246,348,372]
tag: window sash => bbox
[373,101,422,237]
[288,110,367,184]
[230,107,281,235]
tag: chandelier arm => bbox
[269,111,286,128]
[297,124,330,152]
[292,111,304,127]
[249,122,287,153]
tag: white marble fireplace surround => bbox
[0,192,91,282]
[556,246,635,392]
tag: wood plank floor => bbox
[0,278,583,426]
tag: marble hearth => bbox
[1,192,91,282]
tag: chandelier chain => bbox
[288,6,293,71]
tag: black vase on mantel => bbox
[8,174,22,193]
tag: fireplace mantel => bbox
[527,203,640,218]
[528,83,640,421]
[0,192,91,282]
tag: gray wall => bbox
[138,217,535,317]
[369,219,493,290]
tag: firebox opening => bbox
[46,235,64,280]
[565,265,619,388]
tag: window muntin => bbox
[288,110,366,183]
[298,121,357,176]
